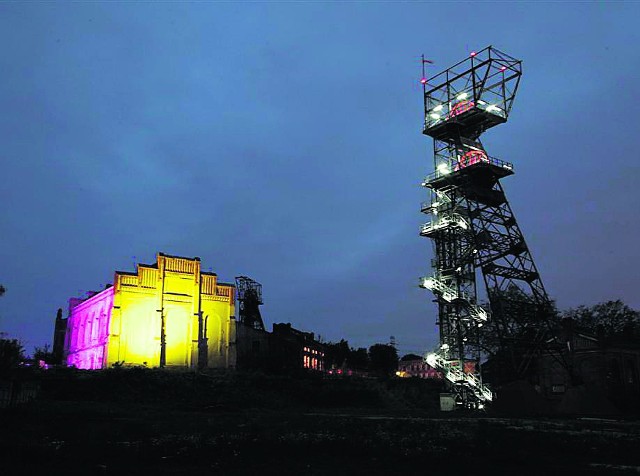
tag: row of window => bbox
[303,355,323,371]
[303,346,324,357]
[67,308,108,351]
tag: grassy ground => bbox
[1,369,639,475]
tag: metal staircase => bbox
[418,47,557,408]
[425,349,493,402]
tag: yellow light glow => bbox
[105,253,235,368]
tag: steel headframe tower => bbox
[235,276,266,331]
[419,46,558,408]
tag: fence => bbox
[0,380,40,408]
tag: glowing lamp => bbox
[456,92,468,100]
[433,104,443,112]
[470,51,477,57]
[430,113,440,120]
[437,163,450,175]
[420,78,427,84]
[500,66,507,72]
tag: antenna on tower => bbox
[420,54,434,85]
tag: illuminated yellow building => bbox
[65,252,237,369]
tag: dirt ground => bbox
[1,370,639,475]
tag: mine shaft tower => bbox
[419,47,556,407]
[235,276,266,331]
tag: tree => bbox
[473,285,560,384]
[324,339,351,369]
[346,347,369,370]
[0,285,5,297]
[34,344,56,365]
[368,344,398,376]
[561,300,639,338]
[0,338,24,375]
[400,353,422,361]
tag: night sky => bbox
[1,3,639,357]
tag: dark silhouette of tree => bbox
[400,353,422,361]
[0,285,5,297]
[368,344,398,376]
[474,284,559,357]
[34,344,56,365]
[324,339,351,369]
[346,347,369,370]
[561,300,639,338]
[473,285,560,384]
[0,338,24,375]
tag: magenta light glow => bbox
[420,78,427,84]
[470,51,477,57]
[454,150,489,171]
[65,287,114,369]
[448,100,475,119]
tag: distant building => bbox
[397,357,442,379]
[270,323,325,372]
[236,323,271,370]
[536,329,640,411]
[62,253,236,370]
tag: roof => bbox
[158,252,201,261]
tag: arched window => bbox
[608,359,622,386]
[625,359,638,387]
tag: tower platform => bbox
[423,106,507,141]
[425,157,514,191]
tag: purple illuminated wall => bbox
[65,286,114,369]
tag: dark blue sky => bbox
[1,3,639,357]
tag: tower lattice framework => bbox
[236,276,266,331]
[419,47,560,407]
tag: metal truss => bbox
[420,46,560,407]
[235,276,266,331]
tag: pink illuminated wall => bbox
[65,286,114,369]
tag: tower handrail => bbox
[425,351,493,402]
[419,213,469,235]
[424,155,514,184]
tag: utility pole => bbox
[159,256,166,368]
[197,273,208,370]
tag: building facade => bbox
[397,358,442,379]
[271,323,325,372]
[64,253,236,370]
[536,331,640,412]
